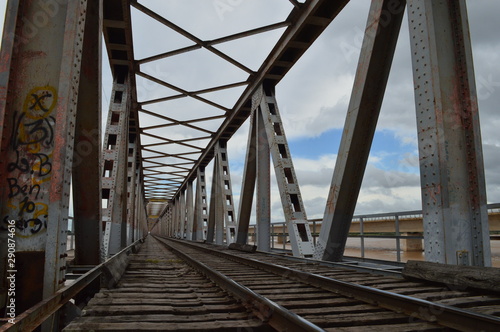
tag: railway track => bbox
[65,236,500,331]
[157,236,500,331]
[64,237,274,331]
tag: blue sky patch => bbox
[289,128,419,174]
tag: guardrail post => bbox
[360,217,365,259]
[283,222,286,251]
[395,214,401,262]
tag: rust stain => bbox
[0,51,11,72]
[19,50,46,59]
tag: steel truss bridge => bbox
[0,0,498,330]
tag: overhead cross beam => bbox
[171,0,351,199]
[103,0,351,208]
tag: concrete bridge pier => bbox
[402,233,423,252]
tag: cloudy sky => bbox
[1,0,499,223]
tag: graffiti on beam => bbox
[2,86,57,237]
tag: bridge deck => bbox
[64,237,269,331]
[64,237,500,331]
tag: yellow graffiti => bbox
[33,202,48,220]
[23,86,57,120]
[27,142,42,154]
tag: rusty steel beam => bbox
[73,0,103,267]
[0,0,89,322]
[407,0,490,266]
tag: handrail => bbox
[262,203,500,262]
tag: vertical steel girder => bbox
[407,0,490,266]
[132,169,141,241]
[101,78,131,257]
[137,192,146,239]
[314,0,406,262]
[167,202,172,236]
[236,107,271,251]
[206,141,237,245]
[167,204,173,237]
[179,189,186,238]
[193,167,208,241]
[185,181,194,240]
[253,85,314,258]
[236,110,257,245]
[173,196,180,237]
[218,142,238,244]
[126,140,138,245]
[0,0,90,316]
[256,105,271,252]
[72,0,103,267]
[172,199,177,237]
[166,204,171,236]
[177,196,182,237]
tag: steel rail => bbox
[164,237,500,332]
[154,236,324,332]
[0,239,144,332]
[257,250,403,277]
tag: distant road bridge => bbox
[247,204,500,254]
